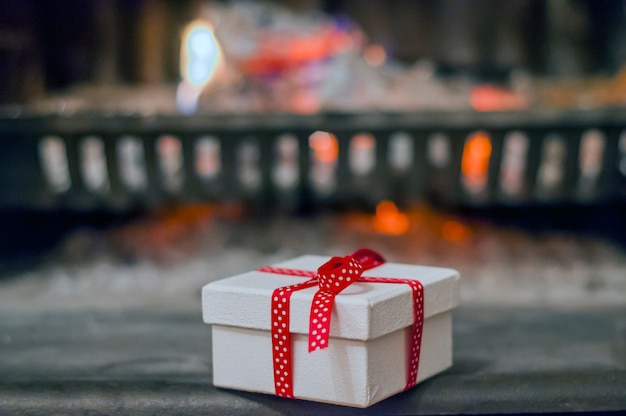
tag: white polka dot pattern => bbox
[258,266,316,278]
[309,255,363,352]
[270,278,318,397]
[258,249,425,399]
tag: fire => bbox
[373,201,410,235]
[309,131,339,163]
[470,84,527,112]
[461,131,492,192]
[177,19,223,115]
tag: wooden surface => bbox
[1,306,625,415]
[0,207,625,414]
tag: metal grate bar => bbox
[1,111,625,210]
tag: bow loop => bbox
[350,248,386,270]
[316,255,363,294]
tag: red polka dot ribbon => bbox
[258,248,424,398]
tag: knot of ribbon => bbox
[258,248,424,399]
[310,255,363,352]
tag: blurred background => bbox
[0,0,625,311]
[3,0,626,100]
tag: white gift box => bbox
[202,254,460,408]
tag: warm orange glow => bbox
[291,89,321,114]
[470,84,528,112]
[363,44,387,67]
[352,133,375,150]
[373,200,410,235]
[309,131,339,163]
[442,220,470,243]
[461,132,492,190]
[109,203,246,263]
[239,25,356,75]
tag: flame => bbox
[177,19,222,115]
[470,84,528,112]
[309,131,339,163]
[373,201,410,235]
[461,131,492,191]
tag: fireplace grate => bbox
[1,109,625,211]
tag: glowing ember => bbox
[309,131,339,163]
[441,220,470,243]
[461,131,492,193]
[470,84,527,112]
[290,89,321,114]
[373,200,410,235]
[238,24,356,75]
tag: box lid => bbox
[202,255,460,341]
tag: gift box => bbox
[202,249,460,407]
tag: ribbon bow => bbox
[259,249,423,399]
[309,250,385,352]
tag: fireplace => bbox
[0,2,624,414]
[1,1,625,213]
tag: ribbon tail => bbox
[404,280,424,390]
[271,278,318,398]
[360,276,424,390]
[308,290,336,352]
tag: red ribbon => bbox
[258,248,424,399]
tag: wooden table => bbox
[1,306,624,415]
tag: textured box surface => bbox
[202,255,460,407]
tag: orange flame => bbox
[373,201,410,235]
[470,84,528,112]
[461,131,492,191]
[309,131,339,163]
[363,44,387,67]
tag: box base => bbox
[211,311,452,407]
